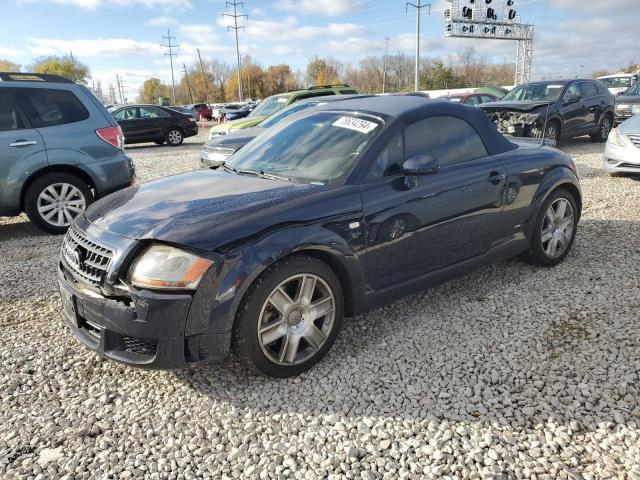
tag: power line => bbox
[183,63,194,104]
[223,1,248,102]
[161,29,179,105]
[197,48,210,104]
[406,0,431,92]
[382,36,390,94]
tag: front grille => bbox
[616,105,633,116]
[61,227,114,287]
[626,134,640,149]
[117,335,158,356]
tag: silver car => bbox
[604,111,640,175]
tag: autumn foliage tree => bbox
[139,78,171,104]
[0,59,20,72]
[31,55,90,83]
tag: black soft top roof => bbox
[316,95,516,155]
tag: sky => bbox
[1,0,638,97]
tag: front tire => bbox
[233,255,344,378]
[166,128,184,146]
[591,115,612,143]
[24,172,93,234]
[525,188,578,267]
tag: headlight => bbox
[607,128,626,147]
[129,244,214,290]
[616,104,629,110]
[633,105,640,115]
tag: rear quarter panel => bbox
[495,145,581,242]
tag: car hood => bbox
[210,116,267,133]
[619,114,640,134]
[616,95,640,105]
[204,127,262,149]
[481,101,551,113]
[84,170,322,249]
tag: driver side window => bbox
[564,83,581,101]
[114,107,138,121]
[364,131,404,181]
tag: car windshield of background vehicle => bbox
[624,82,640,96]
[248,95,289,118]
[600,77,632,88]
[447,97,462,103]
[501,84,564,103]
[226,112,381,184]
[259,102,319,128]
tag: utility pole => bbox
[579,64,584,78]
[406,0,431,92]
[183,64,194,104]
[116,74,124,104]
[161,29,179,104]
[382,36,390,94]
[196,48,210,103]
[223,1,247,102]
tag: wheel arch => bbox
[20,165,96,211]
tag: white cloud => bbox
[19,0,191,9]
[218,16,364,42]
[144,16,178,27]
[27,37,160,58]
[0,46,24,57]
[277,0,365,16]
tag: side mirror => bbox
[564,95,580,105]
[402,155,440,176]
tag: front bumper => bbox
[58,264,229,369]
[603,140,640,173]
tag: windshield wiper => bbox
[221,163,238,174]
[260,170,291,182]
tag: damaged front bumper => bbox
[487,111,543,138]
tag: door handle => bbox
[10,140,37,147]
[487,172,506,183]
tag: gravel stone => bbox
[1,134,639,478]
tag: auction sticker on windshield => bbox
[333,116,378,134]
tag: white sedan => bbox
[604,109,640,175]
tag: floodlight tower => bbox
[444,0,534,84]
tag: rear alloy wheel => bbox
[166,128,184,146]
[526,189,578,267]
[233,256,344,377]
[591,115,612,143]
[24,172,93,234]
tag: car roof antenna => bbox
[539,102,551,148]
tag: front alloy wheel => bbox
[258,274,335,366]
[591,116,612,143]
[233,256,344,377]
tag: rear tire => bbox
[525,188,578,267]
[24,172,93,234]
[166,128,184,146]
[591,114,612,143]
[232,255,344,378]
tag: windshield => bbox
[502,83,564,103]
[600,76,632,88]
[623,82,640,96]
[248,94,289,118]
[226,111,381,184]
[259,101,320,128]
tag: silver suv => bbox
[0,72,135,233]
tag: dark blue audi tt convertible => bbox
[58,96,581,377]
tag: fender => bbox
[185,222,367,339]
[522,165,581,240]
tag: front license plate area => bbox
[60,286,78,327]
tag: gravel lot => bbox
[1,130,639,479]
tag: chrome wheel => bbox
[540,198,574,258]
[258,273,335,366]
[37,183,86,227]
[545,124,557,141]
[167,129,182,145]
[600,117,611,139]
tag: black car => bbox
[613,82,640,123]
[224,104,254,122]
[481,79,615,144]
[109,104,198,146]
[58,97,581,377]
